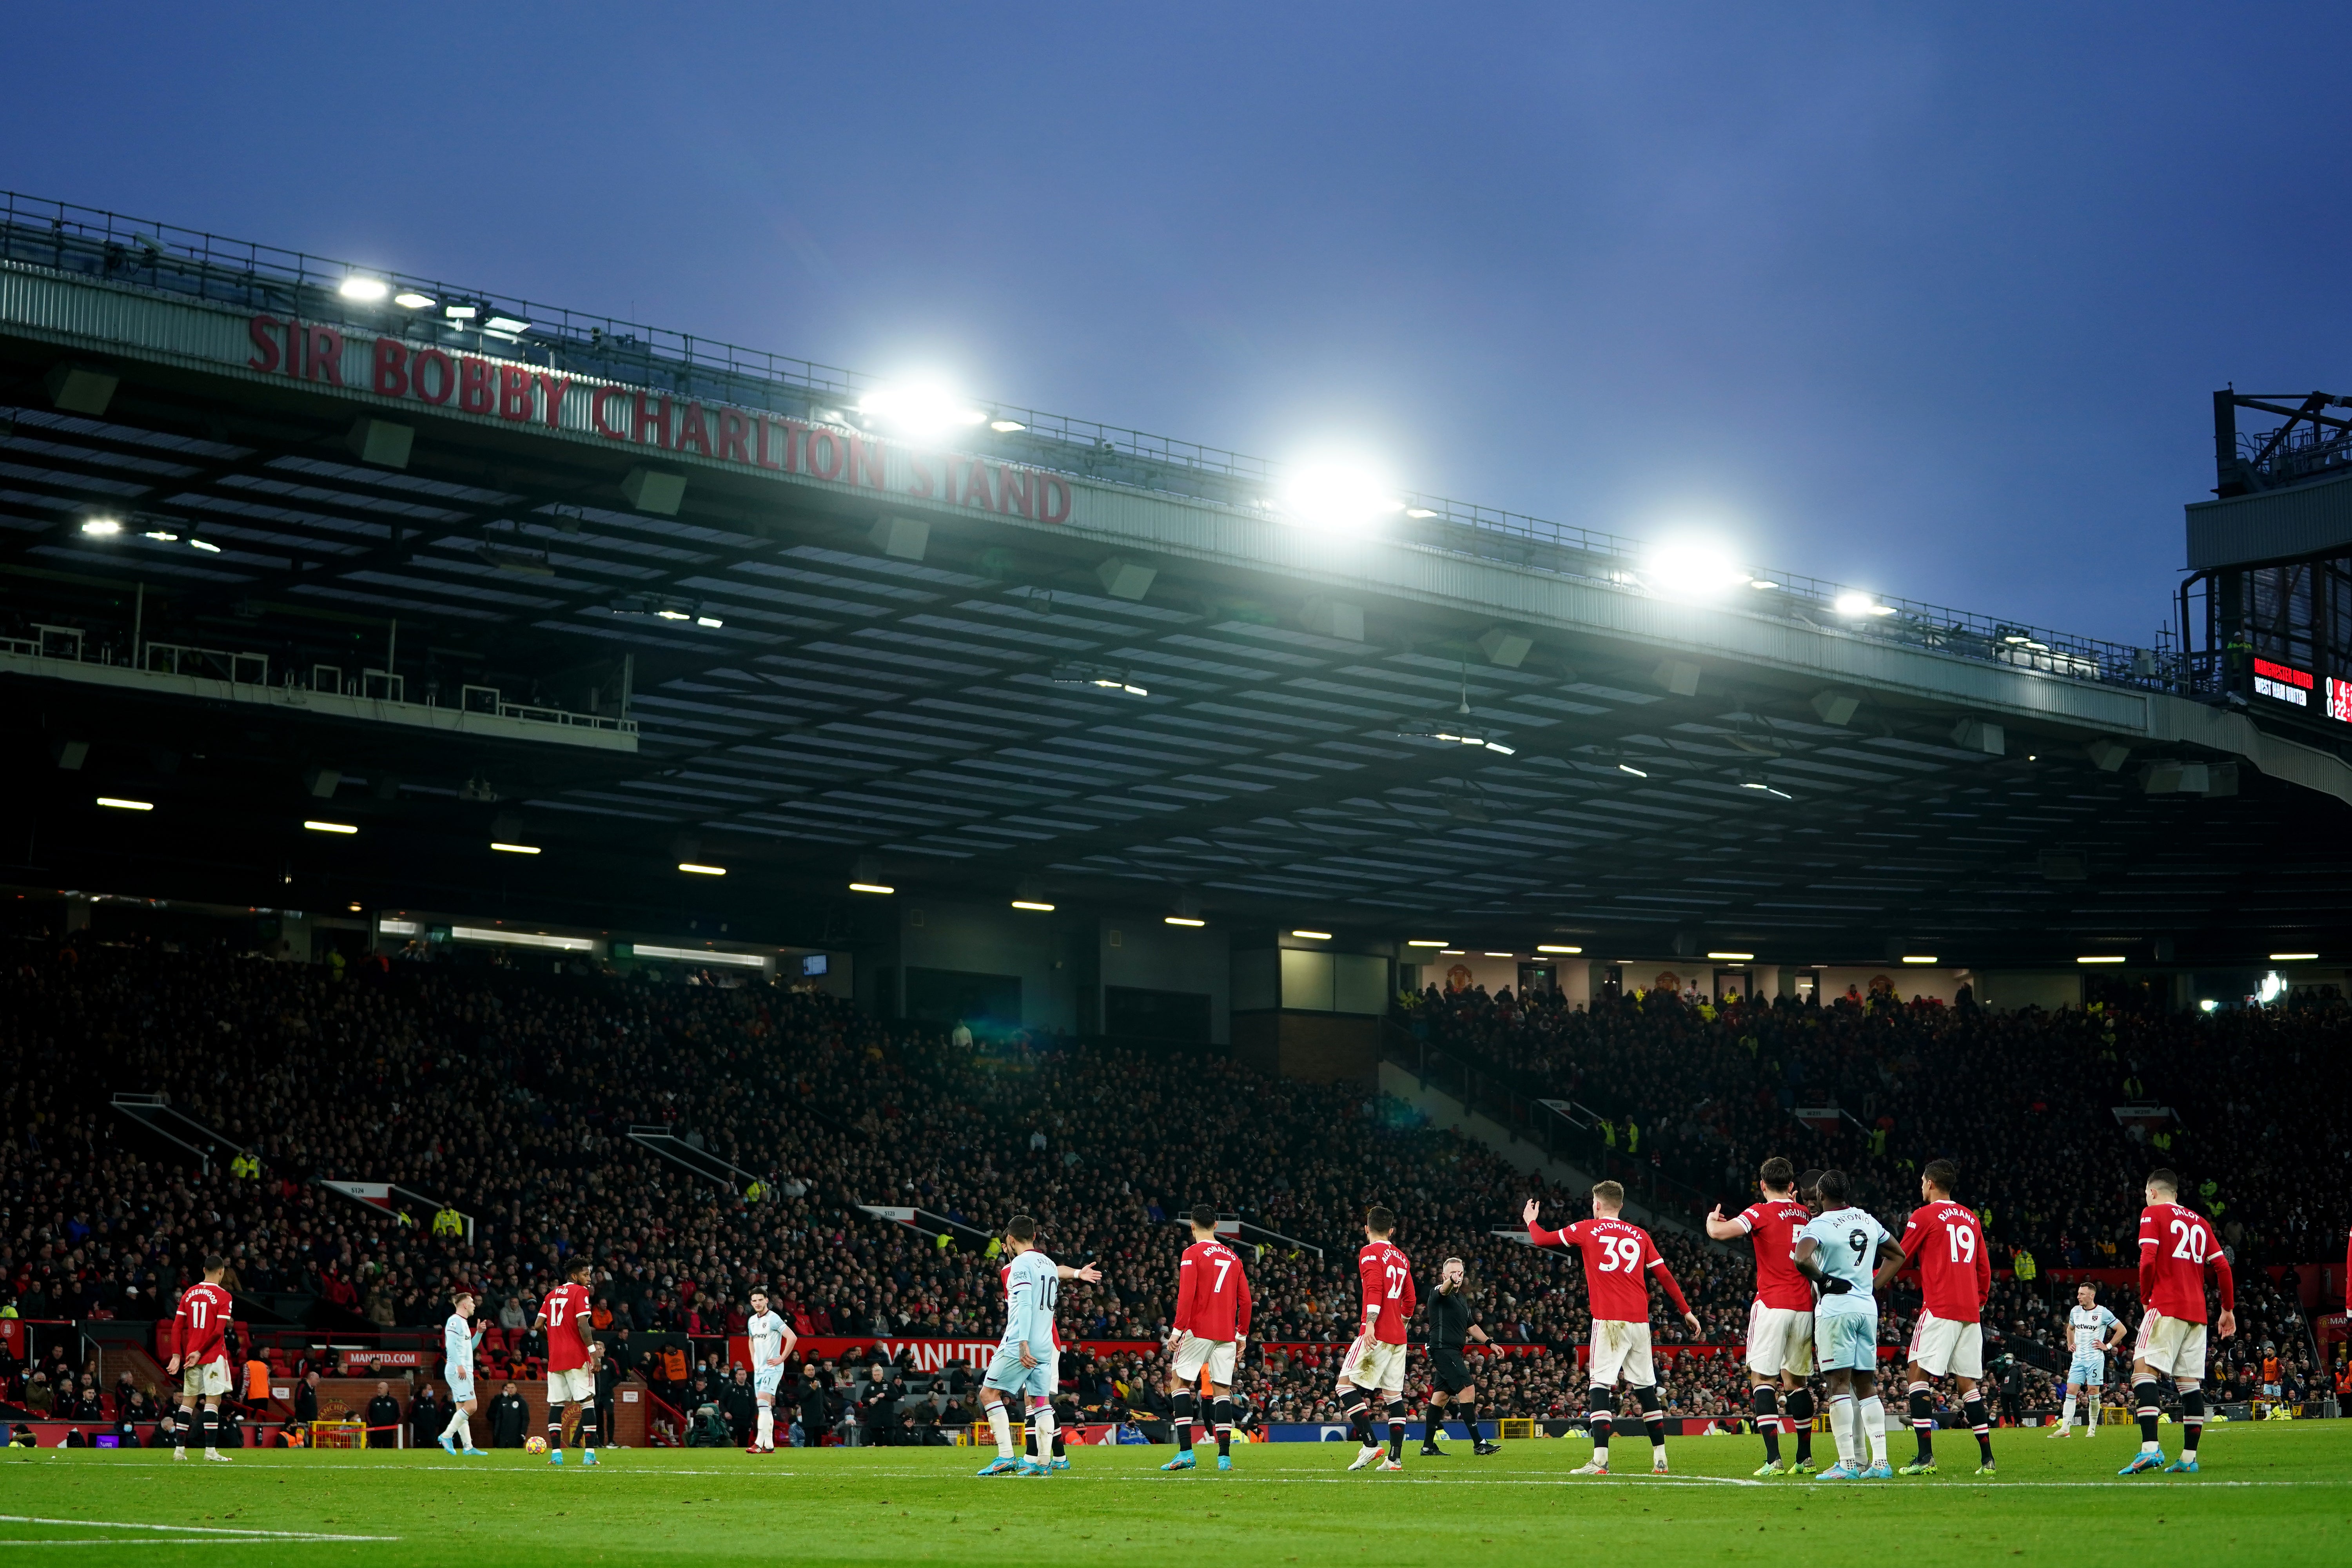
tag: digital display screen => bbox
[801,953,828,976]
[2255,657,2312,708]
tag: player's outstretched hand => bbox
[1708,1204,1725,1223]
[1074,1264,1102,1284]
[1682,1312,1701,1337]
[1818,1276,1852,1295]
[1521,1198,1541,1227]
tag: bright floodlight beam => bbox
[338,276,390,302]
[1276,461,1405,532]
[858,382,988,438]
[1642,539,1751,599]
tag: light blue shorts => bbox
[755,1364,784,1398]
[2067,1358,2104,1388]
[446,1370,475,1403]
[984,1342,1052,1401]
[1816,1308,1879,1372]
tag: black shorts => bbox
[1430,1348,1475,1394]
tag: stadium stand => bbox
[2,938,2337,1439]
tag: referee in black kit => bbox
[1420,1256,1503,1455]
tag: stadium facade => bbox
[5,191,2351,1057]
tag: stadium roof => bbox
[5,189,2352,967]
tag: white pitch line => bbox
[0,1516,396,1542]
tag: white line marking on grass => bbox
[0,1516,396,1542]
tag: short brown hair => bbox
[2146,1169,2179,1198]
[1922,1159,1959,1195]
[1591,1180,1625,1207]
[1759,1156,1795,1192]
[1365,1205,1396,1236]
[1006,1214,1038,1244]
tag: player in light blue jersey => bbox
[2051,1281,2124,1437]
[438,1289,488,1456]
[1792,1170,1894,1480]
[744,1289,798,1453]
[979,1215,1062,1477]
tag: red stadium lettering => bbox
[904,451,934,498]
[372,337,409,397]
[849,434,885,489]
[959,457,992,510]
[805,428,842,480]
[305,325,344,385]
[997,466,1032,518]
[246,314,282,373]
[1038,474,1071,524]
[534,373,571,428]
[633,392,670,448]
[411,348,455,405]
[715,408,751,464]
[592,385,629,438]
[673,401,711,455]
[497,364,534,421]
[457,356,494,414]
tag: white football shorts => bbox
[1907,1310,1984,1380]
[1744,1301,1815,1379]
[546,1366,595,1405]
[180,1357,230,1399]
[2135,1311,2208,1381]
[1588,1320,1656,1389]
[1171,1333,1237,1387]
[754,1363,784,1398]
[1345,1338,1407,1396]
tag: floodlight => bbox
[1901,955,1938,964]
[849,882,895,895]
[144,530,178,542]
[2269,952,2318,961]
[190,539,221,553]
[1642,540,1750,599]
[1706,951,1754,961]
[1536,944,1582,954]
[97,797,153,811]
[1165,916,1206,928]
[1619,763,1648,777]
[393,291,437,310]
[490,842,541,855]
[303,820,358,835]
[444,304,479,320]
[1405,507,1439,519]
[2258,971,2283,1003]
[695,616,724,629]
[1833,592,1876,617]
[858,383,987,437]
[1483,951,1514,958]
[989,419,1026,433]
[1276,460,1405,531]
[678,862,727,876]
[80,517,122,536]
[1292,929,1332,940]
[338,276,390,302]
[1406,938,1447,948]
[2198,999,2218,1013]
[1749,579,1779,590]
[2075,955,2125,964]
[483,314,531,334]
[1011,899,1056,912]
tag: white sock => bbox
[2060,1394,2077,1429]
[1827,1396,1855,1468]
[1029,1403,1055,1459]
[1861,1397,1887,1465]
[987,1404,1015,1458]
[453,1414,471,1448]
[757,1408,773,1447]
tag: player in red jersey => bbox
[1341,1205,1416,1472]
[1528,1182,1700,1475]
[165,1256,236,1463]
[1161,1203,1253,1473]
[2119,1169,2235,1475]
[1706,1155,1817,1476]
[534,1257,602,1466]
[1873,1158,1995,1475]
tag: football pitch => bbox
[4,1424,2345,1566]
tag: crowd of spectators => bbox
[2,935,2342,1438]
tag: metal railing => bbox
[0,186,2175,695]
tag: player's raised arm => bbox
[1523,1198,1566,1248]
[1703,1203,1745,1241]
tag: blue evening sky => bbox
[5,4,2347,644]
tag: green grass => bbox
[4,1422,2347,1566]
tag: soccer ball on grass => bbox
[525,1436,548,1455]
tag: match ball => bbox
[525,1436,548,1454]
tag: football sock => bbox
[547,1415,563,1451]
[1343,1393,1374,1449]
[1454,1399,1479,1442]
[1213,1396,1235,1458]
[1029,1403,1055,1461]
[1826,1394,1855,1469]
[2180,1383,2204,1455]
[2060,1392,2078,1430]
[2133,1379,2161,1451]
[200,1408,217,1454]
[1907,1381,1935,1461]
[1785,1389,1814,1462]
[1964,1394,1992,1463]
[1386,1399,1407,1461]
[1860,1395,1887,1466]
[1751,1386,1782,1465]
[1423,1400,1444,1439]
[1052,1425,1066,1458]
[1172,1392,1197,1454]
[580,1410,598,1454]
[987,1402,1015,1458]
[1024,1419,1037,1458]
[1587,1387,1614,1465]
[451,1413,471,1449]
[1635,1385,1666,1451]
[756,1408,773,1448]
